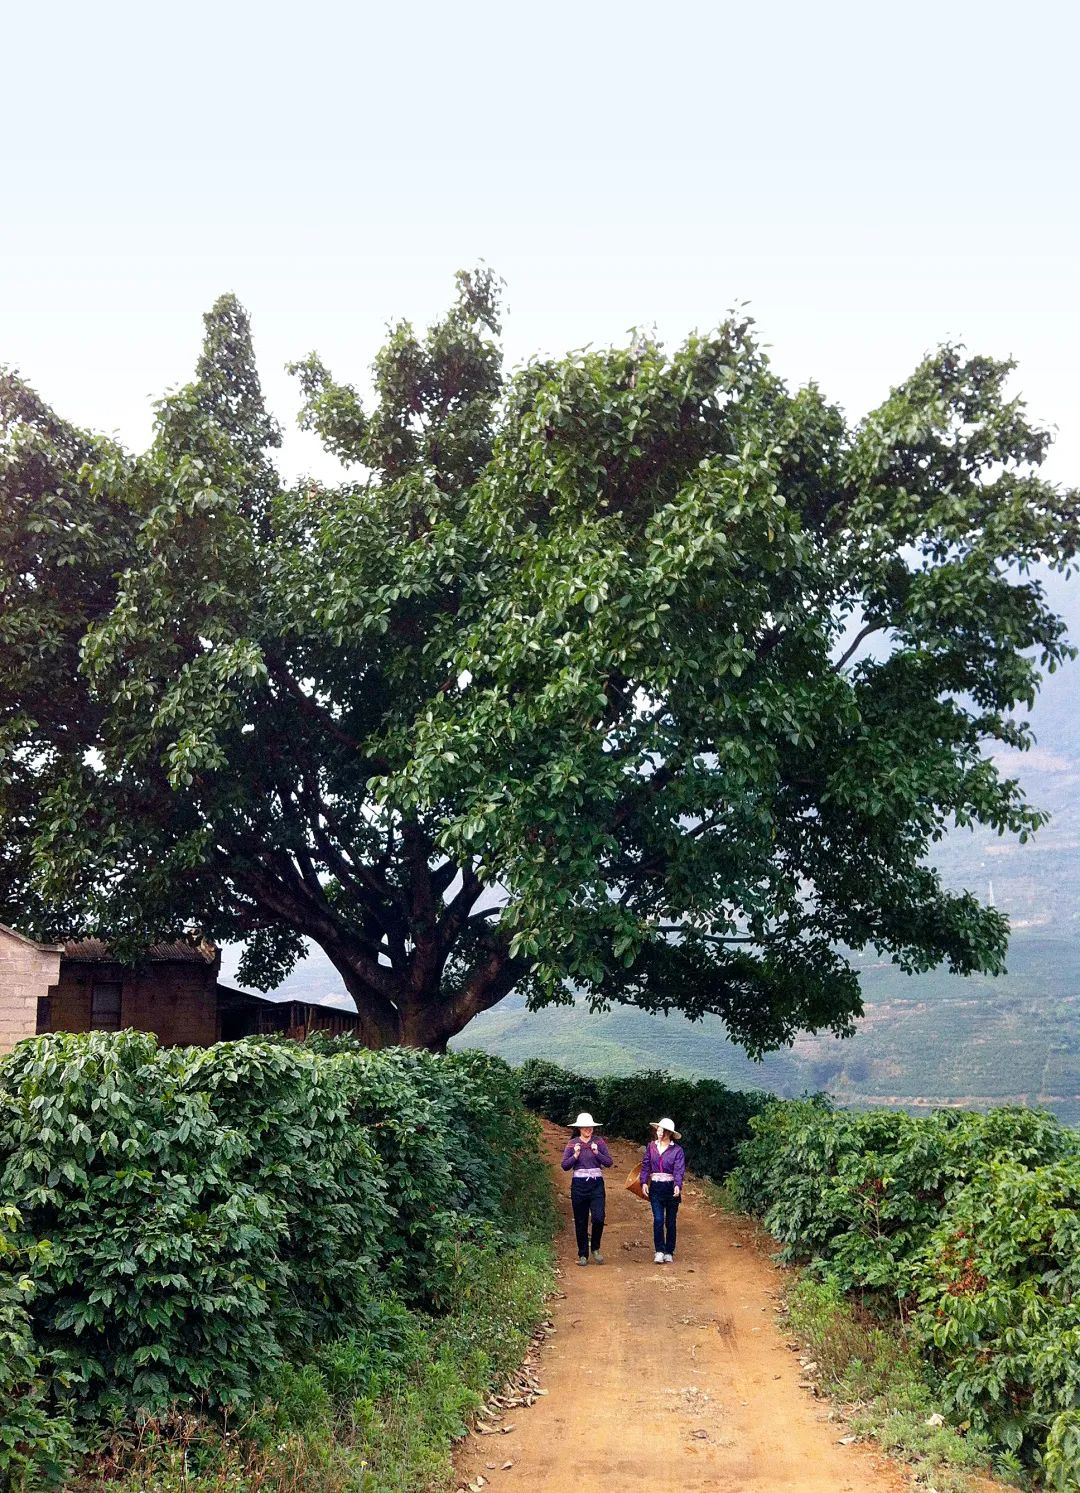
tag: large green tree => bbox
[1,273,1076,1049]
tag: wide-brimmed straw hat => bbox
[652,1117,681,1139]
[571,1112,599,1128]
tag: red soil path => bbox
[455,1122,918,1493]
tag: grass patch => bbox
[782,1275,1022,1492]
[72,1237,555,1493]
[701,1176,738,1212]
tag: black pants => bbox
[649,1180,679,1255]
[570,1176,606,1256]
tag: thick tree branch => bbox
[423,939,529,1047]
[430,856,461,899]
[230,855,398,1005]
[265,653,389,769]
[438,862,485,947]
[832,622,882,673]
[401,819,446,997]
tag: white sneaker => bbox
[663,1253,674,1263]
[654,1251,665,1263]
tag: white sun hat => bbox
[572,1112,599,1128]
[652,1117,681,1139]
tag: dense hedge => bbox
[731,1099,1080,1485]
[516,1058,768,1179]
[0,1032,552,1487]
[0,1205,77,1487]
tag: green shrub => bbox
[0,1204,79,1489]
[449,1052,560,1241]
[515,1059,600,1126]
[0,1033,396,1417]
[0,1031,547,1449]
[783,1274,999,1487]
[915,1158,1080,1476]
[731,1096,1080,1478]
[733,1101,1076,1299]
[1045,1411,1080,1493]
[64,1095,557,1493]
[516,1057,768,1180]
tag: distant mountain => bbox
[451,935,1080,1125]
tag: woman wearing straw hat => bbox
[640,1118,685,1264]
[560,1112,614,1266]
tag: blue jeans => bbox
[649,1180,679,1255]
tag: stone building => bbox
[0,925,63,1056]
[0,923,361,1053]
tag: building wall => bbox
[125,968,219,1045]
[0,927,62,1055]
[47,963,220,1046]
[2,931,356,1052]
[45,977,93,1034]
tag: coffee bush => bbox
[730,1097,1080,1479]
[0,1031,540,1436]
[0,1205,79,1488]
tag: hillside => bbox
[448,935,1080,1125]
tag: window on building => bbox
[36,996,52,1033]
[90,981,122,1030]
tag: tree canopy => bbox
[1,272,1076,1049]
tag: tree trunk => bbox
[327,954,409,1048]
[322,933,529,1051]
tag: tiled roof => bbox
[216,985,362,1021]
[62,937,218,965]
[215,984,361,1017]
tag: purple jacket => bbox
[640,1139,685,1189]
[561,1136,614,1175]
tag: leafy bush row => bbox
[0,1031,552,1485]
[0,1204,78,1486]
[730,1099,1080,1485]
[516,1058,768,1179]
[73,1237,554,1493]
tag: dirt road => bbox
[456,1122,910,1493]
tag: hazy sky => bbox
[3,0,1078,490]
[9,0,1071,999]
